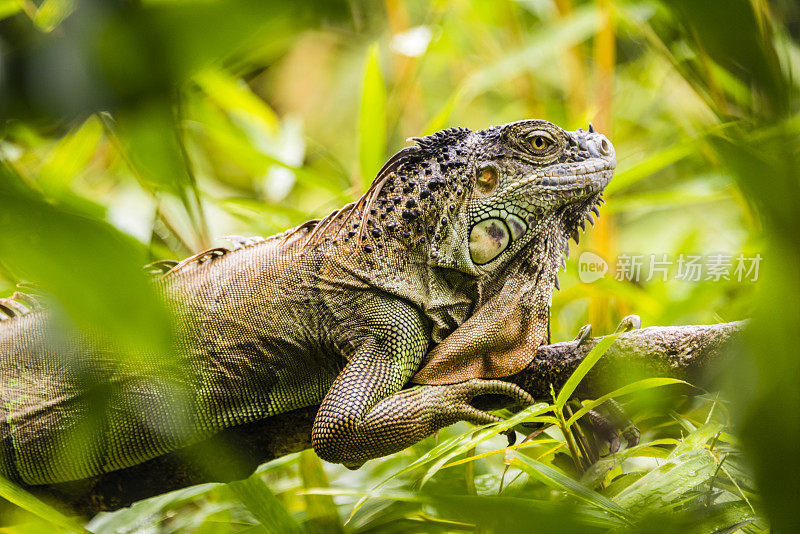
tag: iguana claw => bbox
[621,425,640,448]
[585,399,640,456]
[503,428,517,447]
[615,314,641,333]
[573,324,593,346]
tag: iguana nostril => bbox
[599,138,611,155]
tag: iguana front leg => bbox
[311,303,533,468]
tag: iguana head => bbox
[306,119,614,284]
[453,119,615,276]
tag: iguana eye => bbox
[530,135,552,151]
[476,163,499,194]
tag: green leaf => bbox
[580,439,681,488]
[0,0,21,21]
[358,43,387,191]
[0,474,86,532]
[669,421,725,458]
[229,474,303,534]
[418,403,553,486]
[349,402,552,521]
[33,0,75,33]
[298,450,344,533]
[566,378,689,427]
[612,449,718,512]
[38,115,103,194]
[555,333,620,408]
[509,452,632,525]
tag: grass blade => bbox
[509,452,632,525]
[298,449,344,534]
[229,474,303,534]
[555,333,620,408]
[358,43,387,191]
[418,403,553,486]
[0,474,86,532]
[566,377,689,427]
[612,449,718,512]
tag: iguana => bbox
[0,119,615,485]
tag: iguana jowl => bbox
[0,119,615,484]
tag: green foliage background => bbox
[0,0,798,531]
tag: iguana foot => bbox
[314,376,535,468]
[451,379,536,425]
[338,380,530,468]
[585,399,640,455]
[615,314,641,333]
[454,380,532,446]
[573,324,593,346]
[621,424,640,449]
[586,409,621,454]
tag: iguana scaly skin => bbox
[0,119,615,484]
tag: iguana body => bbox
[0,119,615,485]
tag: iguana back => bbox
[0,232,342,484]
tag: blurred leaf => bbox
[604,180,730,214]
[684,501,758,534]
[0,0,21,21]
[196,69,280,134]
[0,166,173,359]
[298,450,343,534]
[606,141,695,195]
[87,483,220,533]
[33,0,75,33]
[38,115,103,194]
[424,494,616,533]
[0,474,85,532]
[105,101,209,249]
[425,4,598,132]
[229,475,303,534]
[358,43,387,191]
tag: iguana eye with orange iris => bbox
[476,163,499,194]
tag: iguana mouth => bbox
[528,131,616,195]
[528,168,614,193]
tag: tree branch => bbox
[32,321,745,516]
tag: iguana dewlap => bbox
[0,119,614,483]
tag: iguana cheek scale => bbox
[0,119,615,483]
[469,218,511,264]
